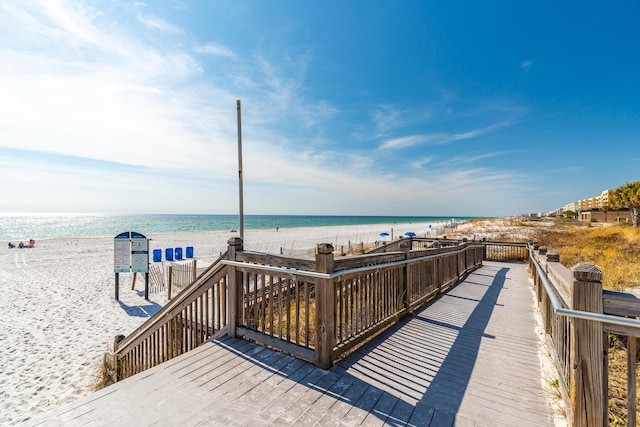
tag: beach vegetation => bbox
[91,353,116,390]
[534,221,640,292]
[517,220,640,424]
[262,298,316,346]
[611,181,640,228]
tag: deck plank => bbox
[28,261,558,427]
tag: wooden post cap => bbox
[316,243,334,254]
[572,264,602,282]
[113,334,125,351]
[228,237,243,246]
[462,237,468,242]
[538,245,547,255]
[547,250,560,262]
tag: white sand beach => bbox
[0,221,444,425]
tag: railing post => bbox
[400,240,411,309]
[315,243,335,369]
[462,239,469,273]
[570,264,604,427]
[112,334,125,382]
[482,238,487,260]
[168,265,173,300]
[227,237,243,338]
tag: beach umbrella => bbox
[379,232,390,237]
[404,231,416,237]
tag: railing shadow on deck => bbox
[180,264,510,426]
[332,266,509,424]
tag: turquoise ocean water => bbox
[0,214,472,241]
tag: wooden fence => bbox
[529,246,640,426]
[112,253,228,380]
[111,238,486,379]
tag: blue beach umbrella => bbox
[404,231,416,237]
[379,232,390,237]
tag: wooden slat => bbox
[628,335,637,427]
[603,289,640,317]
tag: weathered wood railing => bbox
[370,237,528,262]
[112,252,229,380]
[529,245,640,426]
[224,238,484,369]
[112,238,489,380]
[483,240,528,261]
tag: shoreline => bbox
[0,214,470,242]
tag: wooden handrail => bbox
[115,251,228,357]
[529,247,640,426]
[112,240,518,383]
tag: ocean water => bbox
[0,214,471,241]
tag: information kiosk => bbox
[114,231,149,300]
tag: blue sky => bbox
[1,1,638,216]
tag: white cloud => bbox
[137,13,182,33]
[411,156,435,170]
[441,151,503,165]
[521,59,534,69]
[379,134,442,150]
[372,105,404,135]
[379,121,512,150]
[194,42,236,59]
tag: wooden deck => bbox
[30,261,557,426]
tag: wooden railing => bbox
[529,246,640,426]
[112,252,229,380]
[483,240,528,261]
[111,238,496,380]
[225,238,484,369]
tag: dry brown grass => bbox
[90,353,116,391]
[534,222,640,292]
[262,300,316,347]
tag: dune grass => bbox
[534,222,640,292]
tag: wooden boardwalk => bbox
[30,261,558,426]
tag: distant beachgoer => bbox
[8,242,14,249]
[276,227,279,232]
[18,242,24,248]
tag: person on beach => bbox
[8,242,14,249]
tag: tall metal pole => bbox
[236,100,244,242]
